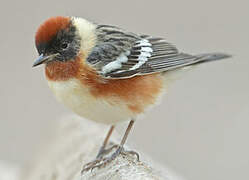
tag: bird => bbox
[33,16,230,172]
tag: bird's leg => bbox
[100,119,139,161]
[96,125,115,159]
[113,120,139,159]
[81,125,115,171]
[81,120,139,173]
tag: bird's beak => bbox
[32,53,59,67]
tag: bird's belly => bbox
[47,78,134,124]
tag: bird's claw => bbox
[120,150,140,161]
[81,159,102,174]
[81,145,139,174]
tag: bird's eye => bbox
[61,43,68,49]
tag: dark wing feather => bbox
[87,25,229,79]
[103,36,199,78]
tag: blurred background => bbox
[0,0,248,180]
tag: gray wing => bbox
[86,24,141,71]
[86,25,225,79]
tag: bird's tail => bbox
[162,52,231,84]
[194,52,231,64]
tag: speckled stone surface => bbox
[21,115,184,180]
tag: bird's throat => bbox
[45,58,81,81]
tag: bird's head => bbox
[33,16,96,67]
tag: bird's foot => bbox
[96,142,118,159]
[81,144,119,174]
[81,145,139,174]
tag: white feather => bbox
[72,17,97,55]
[47,79,136,124]
[102,52,129,74]
[130,57,147,70]
[141,47,153,53]
[135,39,152,47]
[140,51,152,58]
[129,45,153,70]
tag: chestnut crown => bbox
[34,16,81,66]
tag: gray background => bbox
[0,0,248,180]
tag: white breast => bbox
[47,78,135,124]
